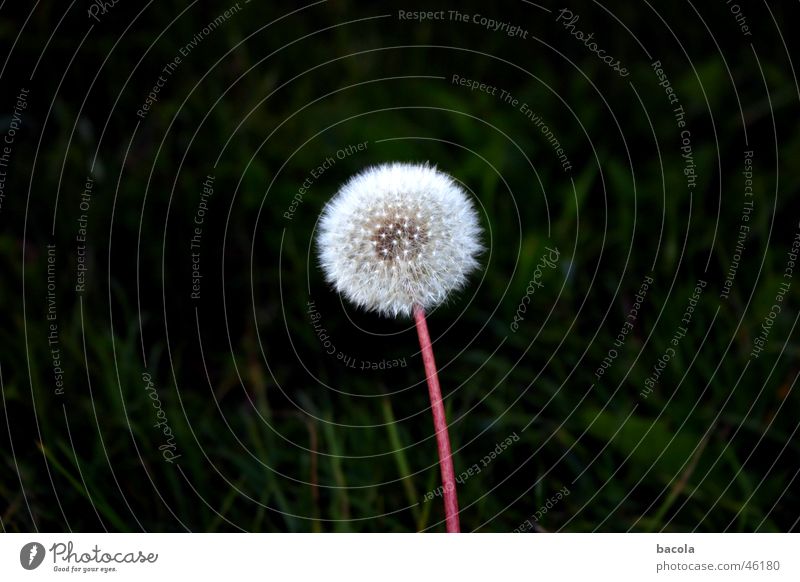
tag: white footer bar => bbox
[1,533,797,581]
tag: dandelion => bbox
[317,162,482,318]
[317,162,483,532]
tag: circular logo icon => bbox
[20,542,46,570]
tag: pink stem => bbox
[413,304,460,533]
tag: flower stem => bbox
[413,304,460,533]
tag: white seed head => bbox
[317,162,483,318]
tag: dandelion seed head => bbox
[317,162,483,317]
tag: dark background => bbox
[0,1,798,532]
